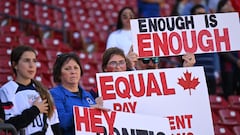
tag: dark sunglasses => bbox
[141,57,159,64]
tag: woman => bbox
[0,45,61,135]
[102,47,133,72]
[106,7,135,55]
[50,53,106,135]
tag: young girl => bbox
[0,45,61,135]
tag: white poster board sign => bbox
[96,66,214,134]
[73,106,171,135]
[130,12,240,58]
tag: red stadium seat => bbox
[36,61,50,76]
[0,58,11,69]
[233,125,240,135]
[33,0,52,5]
[209,95,229,113]
[0,0,17,16]
[0,73,14,86]
[68,31,85,50]
[0,35,19,47]
[19,2,36,21]
[80,62,99,74]
[52,0,68,7]
[35,75,53,89]
[35,6,56,28]
[45,50,62,62]
[0,47,12,56]
[214,124,234,135]
[69,0,85,7]
[212,111,222,125]
[0,25,24,37]
[80,74,96,91]
[42,38,72,52]
[228,95,240,111]
[218,109,240,126]
[0,123,17,135]
[18,36,45,50]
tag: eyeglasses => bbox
[107,60,126,67]
[141,57,159,64]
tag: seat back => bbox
[0,123,17,135]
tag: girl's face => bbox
[15,51,37,84]
[104,54,127,72]
[60,59,81,86]
[121,8,135,29]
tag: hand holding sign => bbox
[127,45,138,69]
[182,53,196,67]
[90,97,111,111]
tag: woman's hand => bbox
[33,97,49,114]
[127,45,138,69]
[90,97,110,111]
[182,53,196,67]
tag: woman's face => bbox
[104,54,127,72]
[121,8,135,29]
[14,51,37,83]
[60,59,81,86]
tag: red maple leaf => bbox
[178,70,200,95]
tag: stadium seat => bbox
[19,2,36,21]
[35,6,56,28]
[80,61,99,74]
[0,73,13,86]
[45,50,62,63]
[0,0,17,16]
[78,52,96,64]
[212,111,222,125]
[0,58,11,69]
[68,31,85,50]
[0,123,17,135]
[214,124,234,135]
[18,36,45,50]
[0,47,12,56]
[0,25,24,37]
[33,0,52,5]
[233,125,240,135]
[209,95,229,113]
[68,0,84,7]
[218,109,240,126]
[80,74,96,91]
[36,61,50,75]
[42,38,72,52]
[52,0,68,7]
[0,35,19,47]
[91,52,103,65]
[228,95,240,111]
[35,75,53,89]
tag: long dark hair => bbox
[11,45,55,118]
